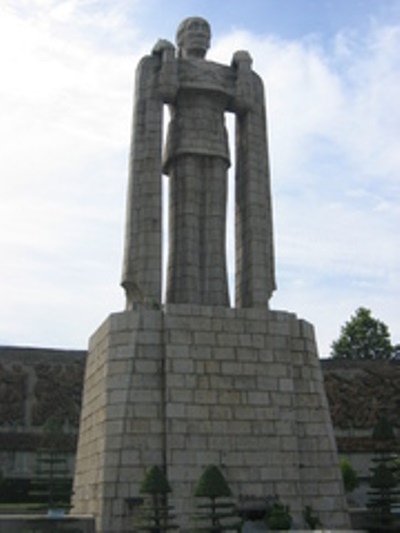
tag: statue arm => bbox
[121,53,164,308]
[152,39,178,103]
[231,50,254,114]
[233,58,276,307]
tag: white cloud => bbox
[211,24,400,353]
[0,4,399,355]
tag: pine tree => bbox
[367,417,400,525]
[194,465,240,532]
[30,417,72,511]
[136,466,178,532]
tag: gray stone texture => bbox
[72,307,350,531]
[73,17,350,532]
[121,17,275,309]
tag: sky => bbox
[0,0,399,357]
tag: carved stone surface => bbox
[323,360,400,429]
[0,347,85,478]
[1,349,397,455]
[0,363,27,426]
[0,346,85,434]
[32,361,84,427]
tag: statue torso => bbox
[163,59,235,171]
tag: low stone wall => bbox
[0,514,95,533]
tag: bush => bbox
[302,505,322,529]
[340,458,359,493]
[265,502,292,530]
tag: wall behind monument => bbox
[0,346,85,484]
[0,346,399,508]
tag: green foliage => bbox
[340,458,359,493]
[393,344,400,359]
[140,466,172,496]
[194,465,240,532]
[302,505,322,529]
[194,465,232,499]
[394,457,400,482]
[30,416,72,510]
[136,466,178,532]
[368,417,400,524]
[373,416,396,443]
[30,452,72,510]
[331,307,393,359]
[0,478,32,504]
[265,503,292,530]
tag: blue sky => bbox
[0,0,399,356]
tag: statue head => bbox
[176,17,211,59]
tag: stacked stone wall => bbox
[72,306,350,531]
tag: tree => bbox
[194,465,240,532]
[265,502,292,530]
[331,307,393,359]
[136,466,178,532]
[393,344,400,360]
[367,417,400,525]
[302,505,322,529]
[30,416,72,511]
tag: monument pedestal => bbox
[72,305,350,531]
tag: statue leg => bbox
[166,155,229,306]
[200,156,229,306]
[167,155,201,304]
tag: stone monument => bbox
[72,17,350,531]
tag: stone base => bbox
[0,515,95,533]
[72,305,350,531]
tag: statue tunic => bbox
[163,59,233,305]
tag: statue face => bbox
[178,17,211,58]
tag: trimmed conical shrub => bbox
[136,466,178,532]
[194,464,232,499]
[193,465,240,532]
[140,466,172,496]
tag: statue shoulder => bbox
[178,58,235,96]
[152,39,175,55]
[135,54,160,77]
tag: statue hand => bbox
[153,40,178,103]
[232,50,253,71]
[152,39,175,56]
[232,51,253,114]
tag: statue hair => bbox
[176,16,211,56]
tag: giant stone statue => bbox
[73,17,350,532]
[122,16,275,308]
